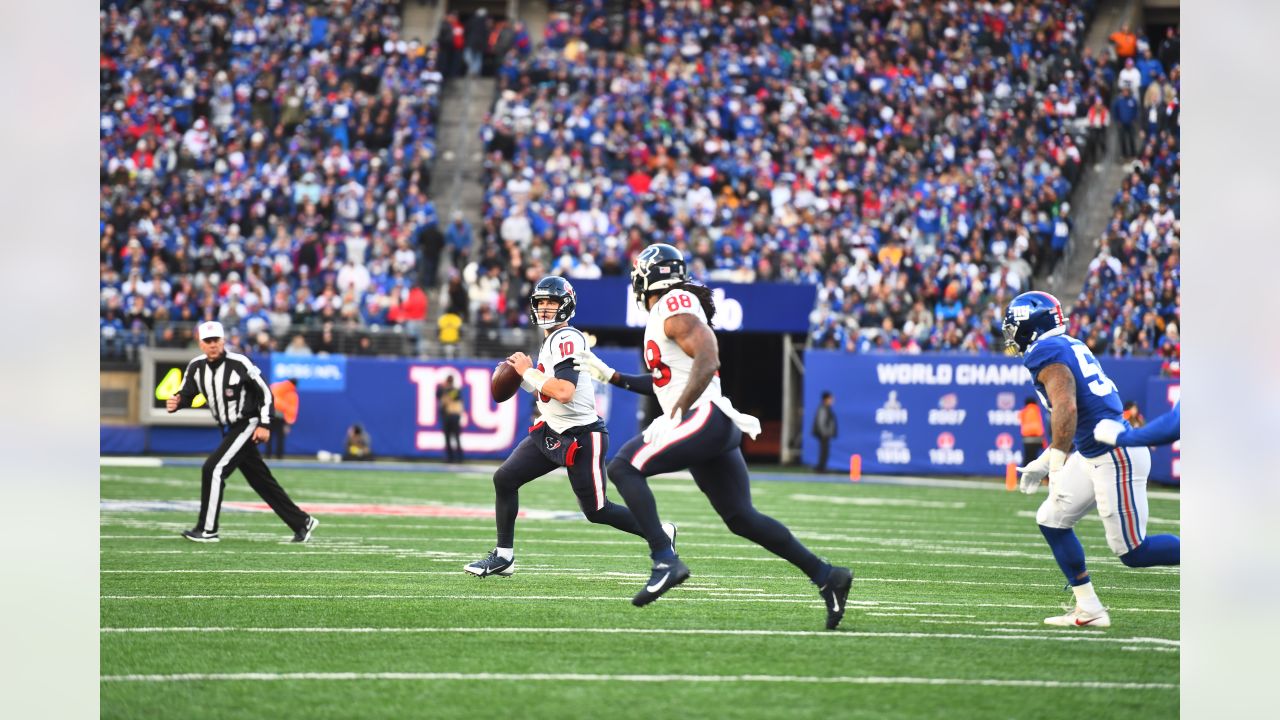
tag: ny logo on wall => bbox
[408,365,519,454]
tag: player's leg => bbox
[239,438,313,539]
[690,446,854,629]
[568,431,645,538]
[464,436,554,577]
[606,405,735,605]
[187,423,257,541]
[1093,446,1180,567]
[1036,452,1108,626]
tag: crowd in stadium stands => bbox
[100,0,1179,363]
[1073,90,1179,367]
[476,0,1127,352]
[99,0,447,361]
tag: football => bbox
[491,362,522,403]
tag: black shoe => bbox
[182,528,219,543]
[464,549,515,577]
[819,566,854,630]
[292,516,318,543]
[632,557,690,607]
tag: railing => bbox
[99,320,542,366]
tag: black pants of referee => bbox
[196,418,309,535]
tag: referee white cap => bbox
[198,321,225,340]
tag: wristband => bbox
[521,367,550,394]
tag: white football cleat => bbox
[1044,605,1111,628]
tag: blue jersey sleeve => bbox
[1117,402,1180,446]
[1023,337,1072,381]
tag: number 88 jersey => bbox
[643,289,722,417]
[1024,332,1126,459]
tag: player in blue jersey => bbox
[1003,291,1180,628]
[1095,400,1181,447]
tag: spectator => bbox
[437,375,464,462]
[1158,27,1180,74]
[464,9,490,76]
[1086,96,1110,165]
[343,424,374,461]
[811,391,838,474]
[1020,397,1046,465]
[268,378,300,460]
[1112,87,1140,160]
[444,211,474,267]
[1109,23,1138,67]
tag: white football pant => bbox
[1035,445,1153,556]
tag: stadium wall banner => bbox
[143,349,646,461]
[563,277,817,333]
[1146,378,1180,485]
[801,351,1167,479]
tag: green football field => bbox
[100,460,1180,719]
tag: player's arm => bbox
[1100,401,1180,447]
[508,352,577,404]
[1037,363,1077,453]
[666,313,719,417]
[1117,402,1180,446]
[572,350,656,396]
[610,371,656,395]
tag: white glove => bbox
[1017,448,1066,495]
[571,350,616,384]
[643,409,684,445]
[1093,418,1124,446]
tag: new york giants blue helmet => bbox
[630,243,687,309]
[1002,291,1066,355]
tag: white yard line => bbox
[101,546,1177,569]
[96,593,1180,618]
[98,568,1177,593]
[96,671,1178,689]
[96,625,1179,648]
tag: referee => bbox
[166,321,318,543]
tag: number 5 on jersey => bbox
[1071,344,1118,397]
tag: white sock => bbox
[1071,582,1104,613]
[495,547,514,561]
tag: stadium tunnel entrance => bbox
[589,329,798,464]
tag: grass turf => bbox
[100,462,1179,719]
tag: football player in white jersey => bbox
[464,276,675,578]
[573,244,855,629]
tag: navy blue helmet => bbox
[630,243,686,309]
[528,276,577,329]
[1002,291,1066,355]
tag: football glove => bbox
[571,350,616,384]
[642,410,684,445]
[1017,448,1066,495]
[1093,418,1125,446]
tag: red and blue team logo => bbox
[937,432,956,449]
[939,393,958,409]
[995,432,1015,450]
[996,392,1015,410]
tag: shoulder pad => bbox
[652,289,706,321]
[547,327,586,362]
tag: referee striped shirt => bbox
[177,351,273,428]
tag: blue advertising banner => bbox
[802,351,1163,477]
[1145,378,1180,485]
[145,351,651,461]
[563,277,816,333]
[269,354,347,392]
